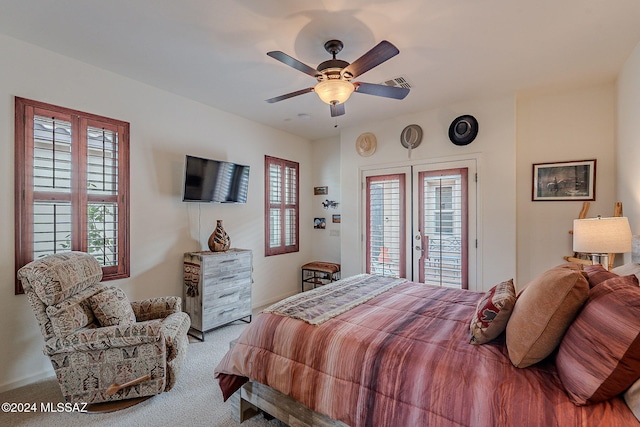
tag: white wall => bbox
[516,84,617,285]
[310,136,341,264]
[0,34,312,391]
[618,39,640,261]
[339,96,517,292]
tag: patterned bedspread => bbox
[214,275,639,427]
[263,274,407,325]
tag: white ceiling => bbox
[2,0,640,141]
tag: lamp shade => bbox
[573,217,632,254]
[314,79,354,105]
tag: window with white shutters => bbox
[265,155,299,256]
[15,97,130,294]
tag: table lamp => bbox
[573,216,632,270]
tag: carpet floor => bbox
[0,321,287,427]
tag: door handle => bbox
[415,233,429,258]
[424,235,429,258]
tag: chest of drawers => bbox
[183,249,252,340]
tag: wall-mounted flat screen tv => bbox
[182,155,250,203]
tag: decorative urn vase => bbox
[208,220,231,252]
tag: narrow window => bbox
[264,156,299,256]
[15,97,130,293]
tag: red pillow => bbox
[583,264,617,288]
[556,274,640,405]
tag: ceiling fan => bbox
[266,39,410,117]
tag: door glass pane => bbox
[366,174,405,278]
[420,170,467,288]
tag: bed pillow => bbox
[89,287,137,327]
[583,264,618,288]
[556,274,640,405]
[470,279,516,344]
[505,264,589,368]
[611,263,640,282]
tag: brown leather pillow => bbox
[556,274,640,405]
[506,264,589,368]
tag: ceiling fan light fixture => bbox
[314,79,354,105]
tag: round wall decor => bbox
[448,115,478,146]
[355,132,377,157]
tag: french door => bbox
[363,160,477,289]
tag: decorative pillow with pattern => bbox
[89,287,137,327]
[470,279,516,345]
[17,251,103,306]
[45,284,102,336]
[556,274,640,405]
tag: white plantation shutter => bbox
[265,156,299,256]
[31,115,73,258]
[86,126,120,266]
[366,174,406,278]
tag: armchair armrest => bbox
[44,320,164,355]
[131,296,182,321]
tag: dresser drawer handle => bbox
[221,259,237,263]
[220,275,237,281]
[219,292,237,299]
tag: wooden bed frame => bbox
[229,380,347,426]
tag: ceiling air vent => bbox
[381,76,412,89]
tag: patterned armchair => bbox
[18,251,190,405]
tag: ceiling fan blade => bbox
[267,51,319,78]
[266,87,315,103]
[354,82,410,100]
[341,41,400,79]
[330,103,345,117]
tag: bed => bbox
[214,268,640,426]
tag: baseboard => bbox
[0,370,56,394]
[252,290,297,311]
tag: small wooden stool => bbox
[301,261,341,292]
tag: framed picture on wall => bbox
[314,186,328,195]
[532,159,596,201]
